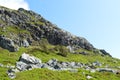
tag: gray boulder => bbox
[92,61,102,66]
[16,61,28,71]
[79,51,88,55]
[7,72,16,79]
[7,69,16,79]
[20,39,29,47]
[0,36,19,52]
[19,53,41,64]
[16,53,42,71]
[96,68,117,74]
[100,49,111,57]
[47,59,58,67]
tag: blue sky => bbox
[0,0,120,58]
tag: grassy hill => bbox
[0,6,120,80]
[0,44,120,80]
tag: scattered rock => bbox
[92,61,102,67]
[97,68,117,74]
[15,53,89,72]
[86,75,93,79]
[16,61,28,71]
[7,69,16,79]
[0,63,4,67]
[6,53,119,79]
[47,59,58,67]
[100,49,111,57]
[79,51,88,55]
[67,46,75,53]
[20,39,29,47]
[7,72,16,79]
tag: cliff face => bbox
[0,6,94,52]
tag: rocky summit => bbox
[0,6,120,80]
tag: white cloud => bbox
[0,0,30,10]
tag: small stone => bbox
[0,63,4,67]
[90,69,96,73]
[8,72,16,79]
[86,75,93,79]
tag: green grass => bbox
[0,67,120,80]
[0,68,116,80]
[0,25,30,38]
[0,67,10,80]
[0,45,120,80]
[0,45,120,66]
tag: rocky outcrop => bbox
[0,35,19,52]
[0,6,94,52]
[16,53,83,71]
[100,49,111,57]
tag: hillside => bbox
[0,6,120,80]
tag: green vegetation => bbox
[54,45,69,57]
[0,25,119,79]
[1,6,120,80]
[14,68,120,80]
[0,25,30,39]
[0,42,120,66]
[1,67,120,80]
[0,67,10,80]
[0,44,120,80]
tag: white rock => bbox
[86,75,93,79]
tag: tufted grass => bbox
[4,68,119,80]
[0,45,120,66]
[0,45,120,80]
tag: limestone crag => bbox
[0,6,94,52]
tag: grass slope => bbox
[0,45,120,80]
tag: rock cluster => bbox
[0,35,30,51]
[6,53,119,79]
[16,53,83,71]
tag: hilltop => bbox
[0,6,120,80]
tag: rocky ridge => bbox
[0,6,94,52]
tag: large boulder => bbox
[19,53,41,64]
[16,53,42,71]
[96,68,117,74]
[0,36,19,52]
